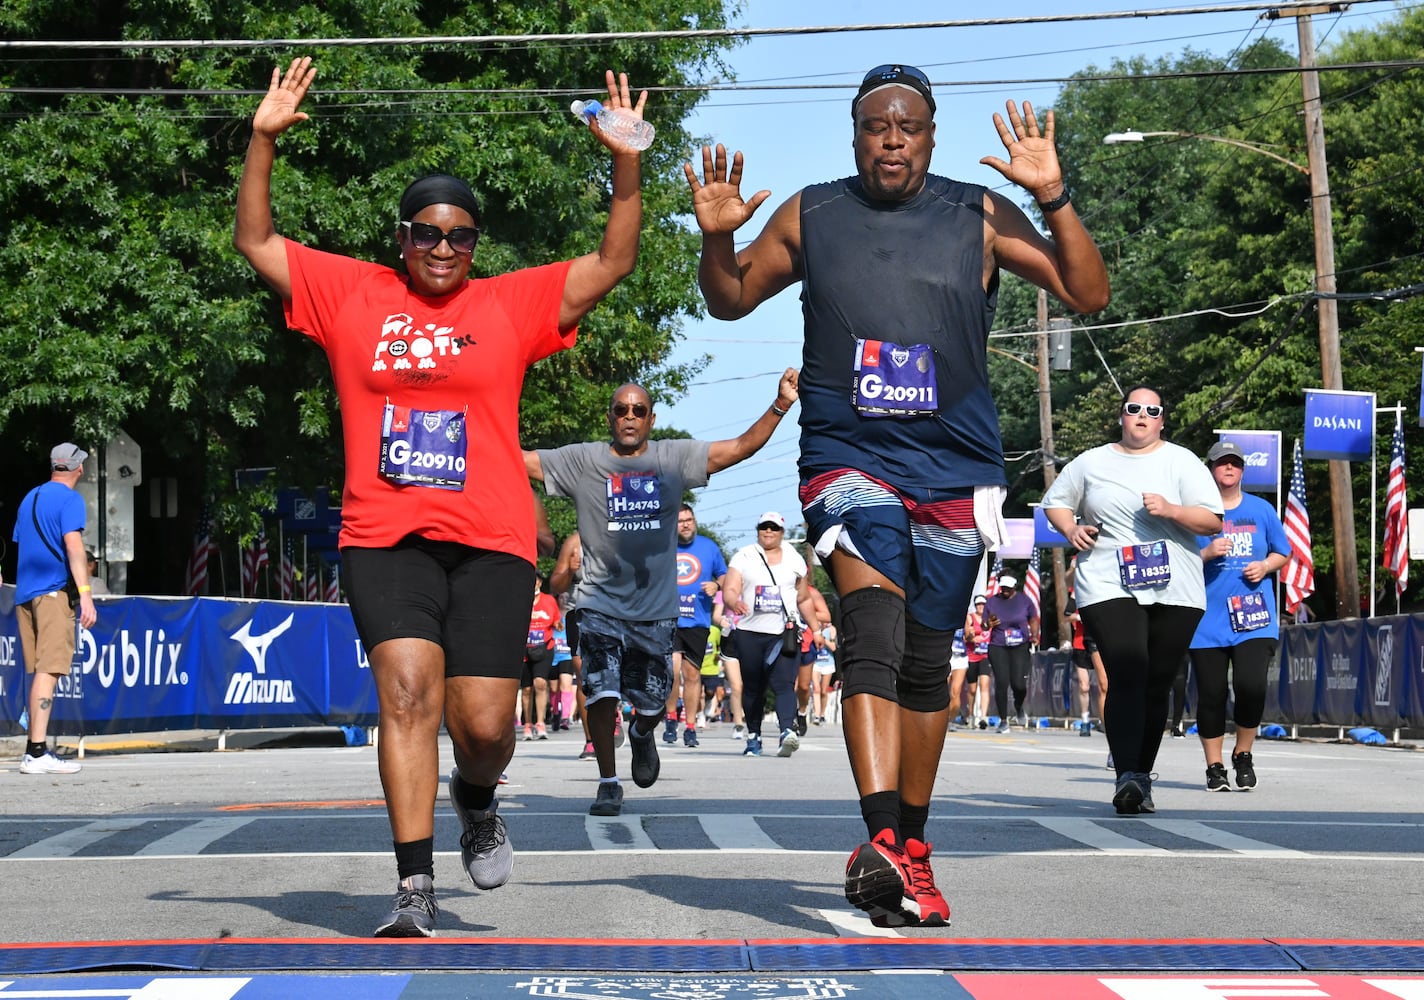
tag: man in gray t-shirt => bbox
[525,372,799,817]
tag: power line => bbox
[0,3,1399,51]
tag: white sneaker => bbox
[20,750,80,775]
[731,724,747,741]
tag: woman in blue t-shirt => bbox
[1188,442,1289,794]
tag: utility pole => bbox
[1037,289,1069,645]
[1269,3,1358,618]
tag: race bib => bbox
[527,627,547,645]
[851,339,938,418]
[1118,542,1171,590]
[952,629,967,657]
[753,585,785,614]
[379,403,467,490]
[1004,626,1025,647]
[678,591,697,619]
[1228,592,1271,632]
[606,472,662,531]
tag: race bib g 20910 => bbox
[851,339,938,418]
[379,402,468,490]
[1117,541,1171,590]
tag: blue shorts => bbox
[800,468,983,632]
[576,609,674,715]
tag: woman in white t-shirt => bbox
[1042,386,1223,816]
[722,511,812,758]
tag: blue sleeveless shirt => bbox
[797,174,1006,490]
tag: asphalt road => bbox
[3,721,1422,944]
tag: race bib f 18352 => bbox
[1118,541,1171,590]
[851,339,938,418]
[379,402,467,490]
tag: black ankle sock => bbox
[630,714,657,739]
[26,741,46,758]
[451,773,496,812]
[859,790,901,842]
[393,837,434,880]
[900,801,930,844]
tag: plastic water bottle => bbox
[569,99,655,151]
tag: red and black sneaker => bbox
[844,830,916,927]
[902,838,951,926]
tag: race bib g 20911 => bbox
[851,339,938,418]
[1117,541,1171,590]
[379,402,468,490]
[1228,592,1271,632]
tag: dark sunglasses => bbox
[400,220,480,254]
[1123,402,1164,418]
[861,63,931,87]
[757,523,784,532]
[611,402,649,419]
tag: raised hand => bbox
[584,70,649,155]
[683,143,771,236]
[978,99,1064,200]
[252,57,317,140]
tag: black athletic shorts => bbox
[344,535,534,679]
[673,625,710,663]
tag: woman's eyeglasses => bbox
[611,402,649,418]
[401,221,480,254]
[1123,402,1164,418]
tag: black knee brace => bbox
[838,587,905,704]
[898,615,954,713]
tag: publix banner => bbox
[1215,429,1280,494]
[0,587,377,738]
[1303,389,1375,461]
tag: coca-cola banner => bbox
[1303,388,1376,461]
[1215,429,1280,494]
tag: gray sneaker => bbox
[374,874,437,937]
[589,781,624,816]
[447,770,512,890]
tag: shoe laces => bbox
[461,812,508,855]
[904,843,940,896]
[393,883,438,919]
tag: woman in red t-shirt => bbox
[235,56,648,938]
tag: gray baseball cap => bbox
[50,442,88,471]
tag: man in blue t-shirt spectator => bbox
[11,442,99,775]
[666,504,728,748]
[1188,440,1290,793]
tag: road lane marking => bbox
[819,908,901,938]
[10,818,148,858]
[585,815,657,851]
[699,814,780,850]
[1139,819,1312,856]
[1033,817,1172,855]
[136,816,256,856]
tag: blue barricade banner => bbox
[1275,623,1321,724]
[1033,506,1071,548]
[1303,389,1375,461]
[0,587,377,737]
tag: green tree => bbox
[0,1,738,591]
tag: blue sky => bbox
[659,0,1402,550]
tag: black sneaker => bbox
[1232,750,1257,790]
[589,781,624,816]
[1137,772,1156,814]
[1112,773,1146,815]
[374,874,438,937]
[1205,762,1230,791]
[628,724,661,788]
[795,713,809,738]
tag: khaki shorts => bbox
[17,591,77,675]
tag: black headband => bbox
[398,174,482,225]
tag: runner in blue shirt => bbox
[666,504,728,748]
[1188,441,1289,793]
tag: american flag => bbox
[1283,439,1315,614]
[1383,414,1409,596]
[1024,548,1041,614]
[304,559,321,602]
[278,536,297,601]
[323,563,341,603]
[184,504,214,597]
[241,529,269,598]
[986,555,1004,595]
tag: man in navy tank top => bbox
[684,63,1110,928]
